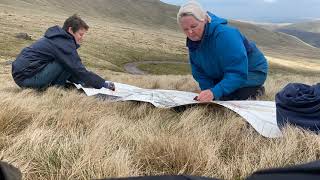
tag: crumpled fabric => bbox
[276,83,320,131]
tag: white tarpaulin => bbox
[74,82,283,138]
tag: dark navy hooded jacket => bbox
[187,12,268,100]
[276,83,320,132]
[12,26,105,89]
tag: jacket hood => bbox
[44,26,72,39]
[44,26,80,50]
[205,12,228,37]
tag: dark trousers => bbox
[220,86,265,101]
[19,61,71,89]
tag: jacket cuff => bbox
[211,85,223,100]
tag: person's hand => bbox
[196,89,214,102]
[104,81,115,91]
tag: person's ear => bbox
[67,27,74,35]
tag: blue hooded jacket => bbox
[187,12,268,100]
[12,26,105,89]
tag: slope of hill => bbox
[1,0,320,60]
[0,0,180,29]
[280,20,320,33]
[276,29,320,48]
[273,21,320,48]
[230,20,320,60]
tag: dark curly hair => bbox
[62,14,89,33]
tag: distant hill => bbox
[230,20,308,49]
[280,20,320,33]
[1,0,319,60]
[229,20,320,59]
[276,29,320,48]
[274,21,320,48]
[0,0,180,29]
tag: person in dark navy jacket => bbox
[12,14,115,90]
[177,1,268,102]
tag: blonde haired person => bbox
[178,1,268,102]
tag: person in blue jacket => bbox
[177,1,268,102]
[12,14,115,90]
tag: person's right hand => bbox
[104,81,115,91]
[196,89,214,102]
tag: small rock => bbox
[15,33,32,40]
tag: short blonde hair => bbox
[177,0,211,24]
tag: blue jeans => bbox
[20,61,71,89]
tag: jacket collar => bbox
[66,31,81,49]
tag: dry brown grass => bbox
[1,3,320,180]
[267,56,320,71]
[1,60,320,180]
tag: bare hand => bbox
[196,89,214,102]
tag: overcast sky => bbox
[161,0,320,23]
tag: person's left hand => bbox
[196,89,214,102]
[104,81,115,91]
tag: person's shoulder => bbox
[215,24,238,34]
[212,24,242,40]
[48,37,77,54]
